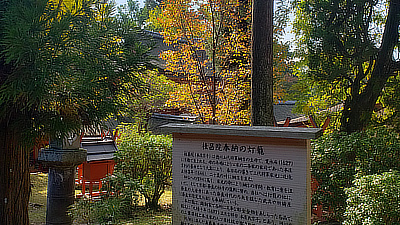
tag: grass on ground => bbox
[29,173,47,225]
[29,173,172,225]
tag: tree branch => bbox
[375,0,400,77]
[364,56,374,77]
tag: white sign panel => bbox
[172,135,310,225]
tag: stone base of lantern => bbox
[38,148,87,225]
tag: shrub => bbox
[115,131,172,209]
[70,124,172,223]
[70,172,139,224]
[344,171,400,225]
[312,127,400,221]
[101,171,140,204]
[70,197,133,224]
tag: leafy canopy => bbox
[292,0,400,132]
[0,0,152,142]
[157,0,294,125]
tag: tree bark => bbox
[251,0,274,126]
[0,123,30,225]
[341,0,400,133]
[0,4,30,221]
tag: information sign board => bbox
[161,124,322,225]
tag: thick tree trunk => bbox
[0,124,30,225]
[251,0,274,126]
[341,0,400,133]
[341,76,388,133]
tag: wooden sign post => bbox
[162,124,322,225]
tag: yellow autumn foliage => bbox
[158,0,292,125]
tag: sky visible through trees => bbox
[114,0,296,44]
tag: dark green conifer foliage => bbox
[0,0,152,223]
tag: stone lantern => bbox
[38,134,87,225]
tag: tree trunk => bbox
[251,0,274,126]
[0,124,30,225]
[341,0,400,133]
